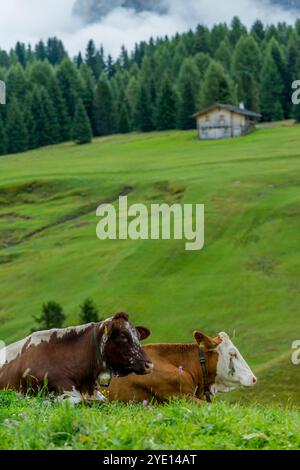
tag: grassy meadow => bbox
[1,391,300,450]
[1,126,300,449]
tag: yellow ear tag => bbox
[104,326,108,337]
[200,341,206,349]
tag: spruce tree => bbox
[80,63,97,135]
[40,87,60,145]
[23,92,36,150]
[32,302,65,332]
[6,64,28,103]
[214,38,232,73]
[154,76,177,131]
[0,114,7,155]
[6,96,28,154]
[230,17,247,46]
[126,76,140,129]
[260,50,284,122]
[198,61,236,109]
[292,102,300,123]
[29,60,54,89]
[73,99,93,145]
[268,38,287,116]
[79,298,99,324]
[94,74,115,136]
[118,102,131,134]
[177,59,200,129]
[233,36,261,112]
[56,59,82,119]
[49,77,71,142]
[137,83,154,132]
[28,87,58,148]
[251,20,265,43]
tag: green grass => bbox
[0,391,300,450]
[1,126,300,415]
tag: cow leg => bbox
[94,390,107,403]
[57,387,83,405]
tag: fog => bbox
[0,0,298,57]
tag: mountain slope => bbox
[0,127,300,405]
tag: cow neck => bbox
[198,348,212,403]
[93,323,105,371]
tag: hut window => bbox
[219,114,225,123]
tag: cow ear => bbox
[194,331,217,349]
[136,327,151,341]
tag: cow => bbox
[103,330,257,405]
[0,312,153,404]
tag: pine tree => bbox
[15,42,26,68]
[32,302,65,332]
[154,76,177,131]
[94,74,115,136]
[177,59,200,129]
[268,38,287,116]
[233,36,261,112]
[49,77,71,142]
[6,96,28,154]
[230,17,247,46]
[39,87,60,144]
[56,59,82,119]
[198,61,236,109]
[28,87,59,148]
[29,60,54,90]
[46,37,66,66]
[79,298,99,324]
[214,38,232,73]
[251,20,265,43]
[260,49,284,122]
[6,64,28,103]
[292,102,300,123]
[23,92,36,150]
[73,99,93,145]
[118,102,131,134]
[80,63,97,135]
[0,114,7,155]
[35,40,47,61]
[136,83,154,132]
[126,76,140,129]
[210,24,229,54]
[285,32,300,117]
[194,25,210,53]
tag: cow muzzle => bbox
[134,360,154,376]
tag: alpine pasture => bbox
[1,127,300,449]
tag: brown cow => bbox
[104,331,257,404]
[0,312,153,404]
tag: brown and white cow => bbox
[104,331,257,404]
[0,312,153,404]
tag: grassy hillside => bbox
[1,127,300,406]
[1,392,300,450]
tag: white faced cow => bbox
[105,330,257,404]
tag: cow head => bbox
[99,312,153,377]
[194,331,257,394]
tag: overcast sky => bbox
[0,0,298,58]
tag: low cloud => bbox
[0,0,298,58]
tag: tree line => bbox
[1,18,300,156]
